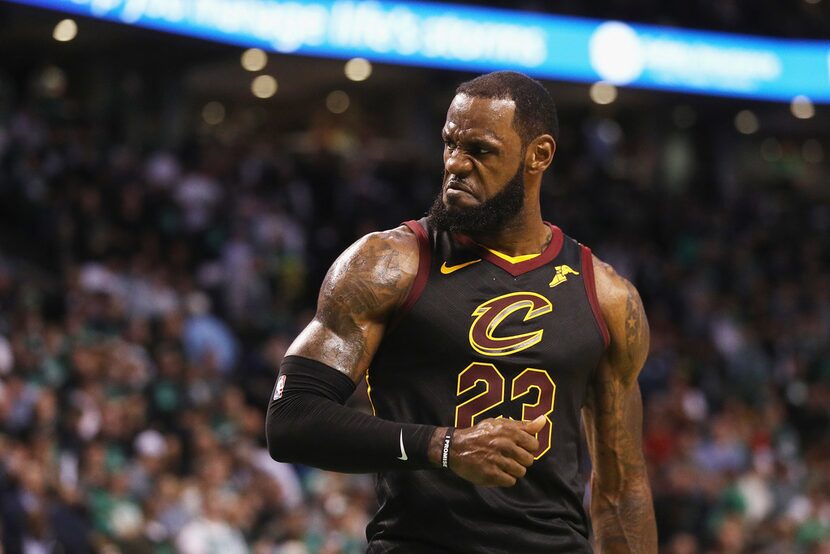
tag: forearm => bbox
[266,356,437,472]
[591,473,657,554]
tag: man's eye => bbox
[444,140,457,150]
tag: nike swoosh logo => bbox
[440,259,481,275]
[397,429,408,461]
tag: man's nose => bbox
[445,150,473,177]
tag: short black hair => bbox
[455,71,559,146]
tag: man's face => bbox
[429,94,526,234]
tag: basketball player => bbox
[266,72,657,553]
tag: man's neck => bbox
[467,214,551,257]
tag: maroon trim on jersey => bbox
[388,220,431,331]
[581,245,610,349]
[455,223,564,277]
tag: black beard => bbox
[428,163,525,235]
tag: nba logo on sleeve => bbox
[274,375,287,400]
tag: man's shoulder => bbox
[360,223,420,255]
[589,253,649,382]
[320,224,422,319]
[344,223,421,274]
[590,255,631,316]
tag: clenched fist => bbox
[430,416,546,487]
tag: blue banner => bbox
[7,0,830,102]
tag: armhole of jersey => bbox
[387,220,431,332]
[581,245,610,350]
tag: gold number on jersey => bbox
[454,363,556,459]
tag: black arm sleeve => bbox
[266,355,437,472]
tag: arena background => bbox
[0,1,829,552]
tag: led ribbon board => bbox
[8,0,830,102]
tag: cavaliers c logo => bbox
[468,292,553,357]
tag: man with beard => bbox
[266,71,657,553]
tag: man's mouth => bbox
[446,179,473,195]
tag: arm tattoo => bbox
[287,228,418,380]
[590,384,656,553]
[586,268,657,553]
[624,280,649,372]
[317,240,407,360]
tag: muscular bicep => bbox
[286,226,419,382]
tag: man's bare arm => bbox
[583,256,657,553]
[285,224,419,381]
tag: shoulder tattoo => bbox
[320,232,415,325]
[623,279,649,368]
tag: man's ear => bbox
[526,135,556,174]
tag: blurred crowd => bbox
[1,75,829,554]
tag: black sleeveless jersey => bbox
[364,218,609,554]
